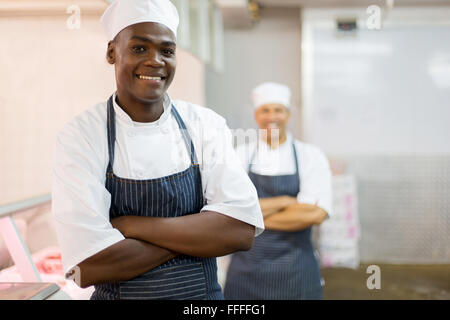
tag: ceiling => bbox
[256,0,450,7]
[219,0,450,28]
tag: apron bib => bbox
[91,95,223,300]
[224,142,322,300]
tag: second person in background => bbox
[224,82,333,300]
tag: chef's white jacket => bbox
[235,132,333,217]
[51,94,264,273]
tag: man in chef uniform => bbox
[51,0,264,300]
[223,82,332,300]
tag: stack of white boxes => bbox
[318,175,360,269]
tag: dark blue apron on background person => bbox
[91,95,224,300]
[224,142,322,300]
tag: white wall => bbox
[302,7,450,156]
[205,7,302,137]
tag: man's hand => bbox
[74,238,178,288]
[264,203,328,231]
[111,216,132,237]
[260,196,298,218]
[280,196,299,209]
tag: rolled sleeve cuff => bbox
[200,204,265,237]
[61,230,125,274]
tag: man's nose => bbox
[144,50,164,67]
[266,111,278,123]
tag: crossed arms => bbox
[75,211,254,288]
[259,196,328,231]
[75,198,324,288]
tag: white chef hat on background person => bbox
[251,82,291,109]
[101,0,179,41]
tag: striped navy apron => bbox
[224,142,322,300]
[91,95,224,300]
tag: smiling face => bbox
[254,103,290,143]
[106,22,176,106]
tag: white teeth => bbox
[138,75,162,80]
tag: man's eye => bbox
[132,46,146,53]
[162,49,175,56]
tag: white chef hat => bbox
[101,0,179,41]
[251,82,291,109]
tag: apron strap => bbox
[171,105,198,165]
[247,142,258,173]
[106,95,115,173]
[292,142,299,176]
[292,142,301,193]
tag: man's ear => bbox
[106,41,116,65]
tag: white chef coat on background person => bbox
[52,93,265,274]
[235,132,333,218]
